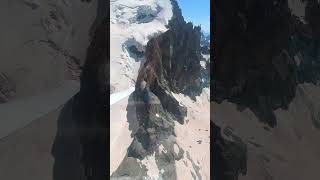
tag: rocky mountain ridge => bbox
[129,0,207,158]
[111,0,209,179]
[212,0,320,180]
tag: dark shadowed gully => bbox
[51,0,107,179]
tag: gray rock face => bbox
[128,88,176,158]
[154,136,178,180]
[65,1,108,179]
[127,138,148,160]
[136,0,207,99]
[150,80,187,124]
[0,73,16,103]
[111,156,148,180]
[212,123,247,180]
[213,0,320,127]
[213,0,320,180]
[127,0,209,160]
[118,1,209,179]
[126,0,210,159]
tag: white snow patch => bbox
[140,153,160,180]
[200,61,206,69]
[201,54,210,61]
[174,144,180,155]
[171,93,186,107]
[110,0,173,92]
[110,86,135,105]
[155,113,159,117]
[158,144,167,154]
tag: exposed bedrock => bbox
[212,1,320,180]
[127,0,208,161]
[0,73,16,103]
[212,122,247,180]
[213,0,320,127]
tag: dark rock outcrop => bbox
[0,73,16,104]
[114,1,209,179]
[212,0,320,180]
[127,0,208,160]
[128,88,176,157]
[293,1,320,85]
[111,156,148,180]
[212,122,247,180]
[213,0,320,127]
[65,8,107,180]
[79,30,107,179]
[137,0,205,99]
[51,14,107,180]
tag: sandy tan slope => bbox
[212,83,320,180]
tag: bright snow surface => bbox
[110,86,135,105]
[110,0,173,93]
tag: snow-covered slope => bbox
[110,0,173,93]
[110,87,135,105]
[110,0,173,175]
[173,88,211,180]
